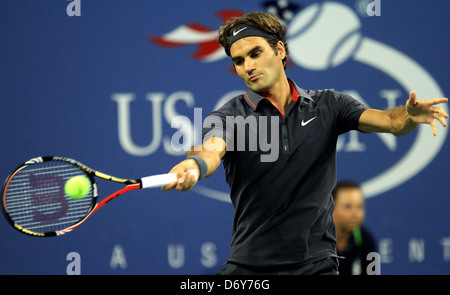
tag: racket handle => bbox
[140,170,199,189]
[141,173,177,188]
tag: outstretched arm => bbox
[358,91,448,136]
[162,136,226,192]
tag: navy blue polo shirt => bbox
[202,78,367,270]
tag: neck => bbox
[336,227,352,243]
[336,226,353,252]
[262,77,291,116]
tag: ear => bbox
[276,41,286,60]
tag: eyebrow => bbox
[231,45,263,63]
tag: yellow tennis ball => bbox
[65,175,90,199]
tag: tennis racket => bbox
[1,156,181,237]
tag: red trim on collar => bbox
[244,92,257,109]
[289,81,300,102]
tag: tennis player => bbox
[162,12,448,275]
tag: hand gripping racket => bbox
[1,156,180,237]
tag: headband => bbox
[225,25,280,56]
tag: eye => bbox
[251,51,262,58]
[233,58,243,66]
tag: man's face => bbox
[229,36,285,94]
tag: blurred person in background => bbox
[333,180,377,275]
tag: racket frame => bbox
[1,156,170,237]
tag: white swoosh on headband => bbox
[233,27,247,36]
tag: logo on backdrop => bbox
[115,1,447,201]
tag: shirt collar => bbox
[244,78,313,110]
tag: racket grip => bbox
[141,173,178,188]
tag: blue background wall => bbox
[0,0,448,274]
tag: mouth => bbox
[248,73,261,83]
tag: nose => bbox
[244,58,256,73]
[350,208,363,220]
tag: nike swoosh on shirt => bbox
[233,27,247,36]
[301,116,317,126]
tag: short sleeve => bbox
[201,110,229,142]
[335,91,368,134]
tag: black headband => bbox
[226,25,280,56]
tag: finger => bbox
[431,106,448,126]
[176,170,198,192]
[422,98,448,107]
[433,112,448,128]
[176,170,196,191]
[440,107,448,119]
[187,169,199,183]
[162,170,184,191]
[162,181,177,192]
[431,97,449,106]
[186,169,198,189]
[180,172,196,192]
[409,91,417,105]
[175,172,187,191]
[185,170,199,190]
[431,106,449,117]
[430,120,437,136]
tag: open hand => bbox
[406,91,448,136]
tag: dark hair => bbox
[217,11,289,69]
[333,180,362,201]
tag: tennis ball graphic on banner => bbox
[287,1,362,70]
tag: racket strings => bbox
[4,161,94,233]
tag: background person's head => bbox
[333,180,365,233]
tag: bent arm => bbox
[162,136,226,192]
